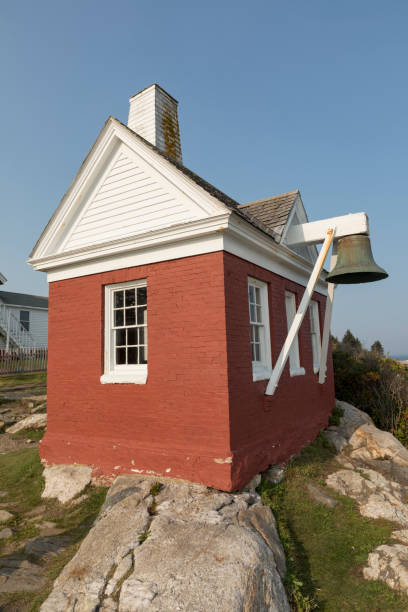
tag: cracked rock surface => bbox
[41,476,289,611]
[325,400,408,597]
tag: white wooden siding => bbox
[63,146,204,252]
[8,306,48,348]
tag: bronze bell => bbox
[326,234,388,284]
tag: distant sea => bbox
[391,355,408,361]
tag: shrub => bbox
[332,333,408,446]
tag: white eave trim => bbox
[29,208,328,294]
[28,213,230,271]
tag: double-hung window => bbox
[285,291,305,377]
[20,310,30,332]
[101,279,148,384]
[248,277,272,381]
[309,300,321,373]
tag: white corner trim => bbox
[313,365,320,374]
[290,367,306,377]
[100,369,147,384]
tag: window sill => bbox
[100,369,147,385]
[252,365,272,382]
[290,367,306,377]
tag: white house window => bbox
[248,277,272,381]
[285,291,305,377]
[20,310,30,332]
[309,300,321,373]
[101,279,148,384]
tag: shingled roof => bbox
[238,190,299,237]
[0,291,48,309]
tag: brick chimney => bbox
[128,84,182,164]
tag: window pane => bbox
[114,291,124,308]
[253,326,260,342]
[137,287,147,305]
[125,289,136,307]
[114,310,124,327]
[116,348,126,365]
[116,329,126,346]
[255,287,261,305]
[20,311,30,331]
[139,346,147,364]
[256,306,262,323]
[251,343,255,361]
[255,344,261,361]
[139,326,145,345]
[248,285,255,303]
[127,327,137,345]
[125,308,136,326]
[137,306,147,325]
[127,346,138,364]
[249,304,255,322]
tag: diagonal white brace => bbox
[318,244,337,384]
[265,229,335,396]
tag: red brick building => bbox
[29,85,335,491]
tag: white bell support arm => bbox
[318,243,337,384]
[265,229,335,396]
[285,212,368,247]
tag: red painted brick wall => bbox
[42,250,335,491]
[42,252,233,490]
[223,252,335,489]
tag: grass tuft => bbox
[138,529,151,543]
[260,434,408,610]
[328,405,345,427]
[150,482,163,496]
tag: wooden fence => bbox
[0,348,48,375]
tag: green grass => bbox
[328,405,344,427]
[11,429,45,442]
[0,397,18,406]
[0,372,47,389]
[0,447,107,611]
[260,434,408,611]
[0,448,44,513]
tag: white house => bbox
[0,274,48,349]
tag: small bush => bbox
[332,332,408,446]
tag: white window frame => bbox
[101,279,148,384]
[285,291,305,377]
[248,277,272,382]
[309,300,321,374]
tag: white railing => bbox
[0,348,47,374]
[0,303,37,349]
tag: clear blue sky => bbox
[1,1,407,355]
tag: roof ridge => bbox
[239,189,299,208]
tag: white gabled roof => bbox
[30,116,238,263]
[28,115,321,289]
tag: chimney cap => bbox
[129,83,179,105]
